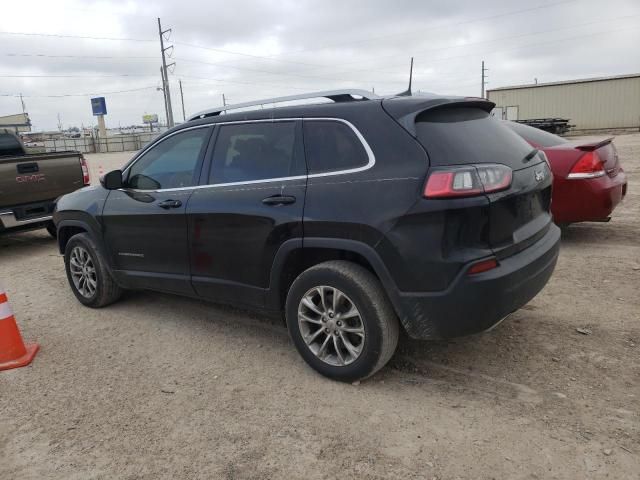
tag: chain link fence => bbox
[44,130,166,154]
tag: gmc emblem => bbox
[16,174,46,183]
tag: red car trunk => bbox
[504,122,628,225]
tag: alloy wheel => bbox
[297,286,365,366]
[69,246,98,298]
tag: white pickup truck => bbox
[0,129,90,236]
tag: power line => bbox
[0,31,154,42]
[176,12,640,87]
[262,0,578,59]
[175,56,403,86]
[4,11,637,87]
[0,86,158,98]
[177,74,311,91]
[3,53,157,60]
[314,12,640,75]
[172,40,323,68]
[0,73,157,78]
[175,0,577,70]
[173,15,640,90]
[325,17,640,78]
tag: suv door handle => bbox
[157,199,183,209]
[262,195,296,206]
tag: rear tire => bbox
[64,233,122,308]
[285,260,399,382]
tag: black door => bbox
[102,126,212,294]
[187,120,306,308]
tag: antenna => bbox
[396,57,414,97]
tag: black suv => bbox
[54,90,560,381]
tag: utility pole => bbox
[159,67,169,126]
[481,60,488,99]
[19,93,26,114]
[158,18,175,127]
[179,80,186,121]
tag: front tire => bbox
[285,260,399,382]
[64,233,122,308]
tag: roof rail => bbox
[188,89,379,121]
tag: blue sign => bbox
[91,97,107,116]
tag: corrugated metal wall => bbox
[487,76,640,130]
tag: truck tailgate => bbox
[0,152,84,206]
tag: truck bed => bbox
[0,150,86,233]
[1,151,85,207]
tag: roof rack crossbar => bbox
[188,89,379,121]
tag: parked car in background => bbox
[504,121,628,226]
[54,90,560,381]
[0,128,90,236]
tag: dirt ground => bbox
[1,134,639,480]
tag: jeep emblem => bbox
[534,169,544,182]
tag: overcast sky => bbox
[1,0,639,131]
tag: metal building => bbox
[487,73,640,132]
[0,113,31,133]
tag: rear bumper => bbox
[0,200,55,233]
[394,224,560,339]
[552,170,628,224]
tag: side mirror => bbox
[101,169,123,190]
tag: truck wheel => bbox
[285,260,399,382]
[64,233,122,308]
[46,222,57,238]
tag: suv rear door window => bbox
[127,127,210,190]
[209,121,301,184]
[303,120,368,174]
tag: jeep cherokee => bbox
[54,90,560,381]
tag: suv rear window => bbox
[209,121,301,184]
[415,107,534,169]
[303,120,368,173]
[503,121,568,147]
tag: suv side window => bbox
[303,120,368,174]
[127,127,210,190]
[209,121,302,184]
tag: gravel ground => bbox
[1,135,639,479]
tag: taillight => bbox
[567,151,605,179]
[468,257,499,275]
[538,150,551,169]
[80,155,90,185]
[424,164,512,199]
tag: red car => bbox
[505,121,628,226]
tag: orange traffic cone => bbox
[0,287,39,371]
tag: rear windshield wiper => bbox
[523,148,539,162]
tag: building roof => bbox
[487,73,640,92]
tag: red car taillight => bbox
[80,155,90,185]
[567,151,605,179]
[424,164,512,199]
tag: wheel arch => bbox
[267,238,401,315]
[56,217,102,255]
